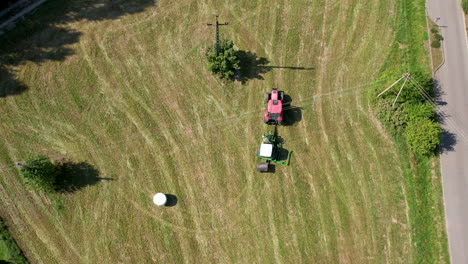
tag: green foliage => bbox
[372,0,449,259]
[18,154,60,192]
[375,100,406,133]
[205,39,240,79]
[434,34,444,41]
[0,219,28,264]
[463,0,468,14]
[403,102,437,123]
[390,72,434,104]
[430,28,443,49]
[431,40,441,48]
[405,119,441,156]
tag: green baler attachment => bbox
[272,150,292,165]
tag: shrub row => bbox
[430,27,443,49]
[374,72,440,156]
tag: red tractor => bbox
[263,88,284,125]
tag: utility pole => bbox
[207,15,228,55]
[377,73,411,106]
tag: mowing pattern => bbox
[0,0,437,263]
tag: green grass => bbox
[0,219,28,264]
[428,19,444,71]
[369,0,449,262]
[0,0,448,263]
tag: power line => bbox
[0,78,390,173]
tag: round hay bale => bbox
[153,193,167,206]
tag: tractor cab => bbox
[258,135,276,159]
[264,89,284,125]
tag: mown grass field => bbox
[0,0,448,263]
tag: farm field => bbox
[0,0,448,263]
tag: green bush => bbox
[398,72,434,104]
[18,154,60,192]
[403,102,437,123]
[431,40,441,48]
[463,0,468,14]
[434,34,444,41]
[205,39,240,79]
[405,119,441,156]
[375,99,406,132]
[430,27,438,34]
[0,219,28,264]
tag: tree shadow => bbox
[235,50,271,83]
[0,0,156,98]
[282,94,302,126]
[235,50,313,83]
[432,79,447,106]
[431,79,457,154]
[164,194,178,207]
[55,161,112,193]
[0,66,28,97]
[438,129,457,154]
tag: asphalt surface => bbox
[426,0,468,263]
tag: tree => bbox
[405,119,441,156]
[18,154,60,192]
[431,40,441,48]
[403,102,437,123]
[205,39,240,79]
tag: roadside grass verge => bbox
[369,0,449,262]
[427,18,444,72]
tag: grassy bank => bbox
[369,0,449,262]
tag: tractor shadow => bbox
[164,194,178,207]
[262,164,276,174]
[0,0,156,98]
[282,94,302,126]
[235,50,314,84]
[55,160,113,193]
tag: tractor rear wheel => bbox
[256,162,269,172]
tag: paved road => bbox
[426,0,468,263]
